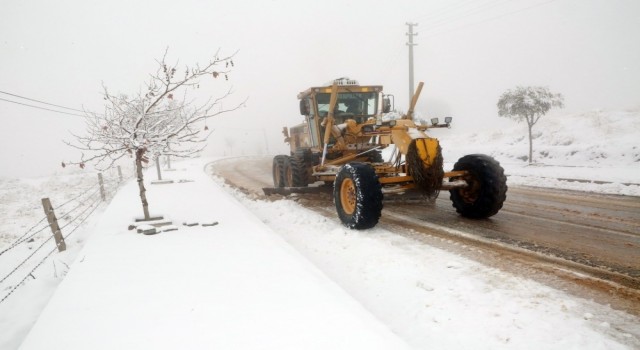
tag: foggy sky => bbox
[1,0,639,178]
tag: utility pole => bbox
[406,22,418,106]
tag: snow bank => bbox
[440,109,640,165]
[431,109,640,196]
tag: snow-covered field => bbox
[438,109,640,196]
[0,109,639,349]
[0,168,128,349]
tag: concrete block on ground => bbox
[136,224,157,235]
[161,225,179,232]
[151,180,175,185]
[146,219,173,228]
[135,216,164,222]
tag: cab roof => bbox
[297,79,384,99]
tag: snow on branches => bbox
[497,86,564,164]
[66,48,244,171]
[64,49,245,220]
[497,86,564,127]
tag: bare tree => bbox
[224,137,236,156]
[497,86,564,164]
[66,49,244,220]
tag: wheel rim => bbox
[340,178,357,215]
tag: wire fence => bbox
[0,185,104,258]
[0,166,133,304]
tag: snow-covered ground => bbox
[437,108,640,196]
[0,109,639,349]
[0,167,127,349]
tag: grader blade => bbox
[262,186,332,196]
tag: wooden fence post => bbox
[98,173,106,201]
[41,198,66,252]
[117,165,123,182]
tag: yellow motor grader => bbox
[264,78,507,229]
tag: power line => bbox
[411,0,490,23]
[0,90,87,113]
[0,97,86,118]
[422,0,561,38]
[418,0,515,33]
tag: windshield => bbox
[316,92,378,117]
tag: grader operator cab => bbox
[264,78,507,229]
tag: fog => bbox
[1,0,638,178]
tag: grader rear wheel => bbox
[283,156,294,187]
[334,163,383,229]
[272,155,287,187]
[286,155,309,187]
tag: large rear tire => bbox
[334,163,383,229]
[272,155,287,187]
[283,156,292,187]
[289,151,311,187]
[449,154,507,218]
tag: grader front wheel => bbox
[334,163,383,229]
[449,154,507,218]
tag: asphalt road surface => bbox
[209,156,640,315]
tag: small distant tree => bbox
[497,86,564,164]
[66,49,244,220]
[224,137,236,156]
